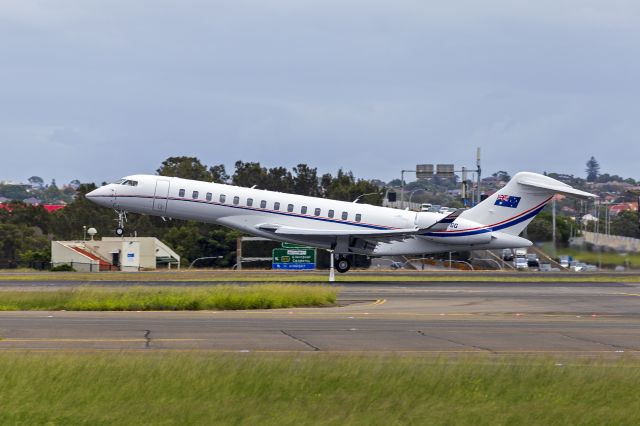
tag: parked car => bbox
[502,249,514,261]
[526,253,540,268]
[539,263,552,272]
[389,261,403,270]
[571,262,597,272]
[420,203,432,212]
[559,255,571,269]
[514,257,529,270]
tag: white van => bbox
[420,203,432,212]
[514,248,528,258]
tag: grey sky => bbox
[1,0,639,185]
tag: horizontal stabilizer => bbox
[516,175,596,199]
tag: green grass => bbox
[0,353,639,425]
[0,285,336,311]
[557,248,640,268]
[1,270,640,283]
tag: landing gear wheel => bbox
[114,210,127,237]
[335,256,351,273]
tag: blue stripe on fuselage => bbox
[106,194,393,231]
[422,203,547,238]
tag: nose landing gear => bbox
[114,210,127,236]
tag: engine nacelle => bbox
[419,218,492,245]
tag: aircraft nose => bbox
[86,186,111,206]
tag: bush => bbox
[51,264,76,272]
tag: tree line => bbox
[0,157,382,268]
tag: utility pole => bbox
[476,147,482,205]
[552,196,557,253]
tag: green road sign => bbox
[281,242,314,249]
[272,247,316,270]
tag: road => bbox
[1,280,640,354]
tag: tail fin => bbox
[459,172,596,236]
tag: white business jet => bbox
[86,172,595,273]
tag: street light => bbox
[408,188,427,206]
[352,192,380,203]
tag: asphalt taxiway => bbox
[1,280,640,354]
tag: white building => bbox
[51,237,180,272]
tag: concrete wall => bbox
[583,231,640,252]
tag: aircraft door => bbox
[153,180,170,213]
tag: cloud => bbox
[0,0,639,183]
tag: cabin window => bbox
[301,206,308,214]
[342,211,348,220]
[220,194,226,203]
[314,208,321,216]
[247,198,253,207]
[274,202,280,211]
[233,196,240,205]
[179,189,185,197]
[287,204,294,212]
[328,209,334,218]
[355,213,362,222]
[192,191,199,199]
[122,180,138,186]
[260,200,267,209]
[206,192,212,201]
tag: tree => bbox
[157,156,212,181]
[0,223,48,264]
[292,164,320,197]
[492,171,511,182]
[610,211,640,239]
[209,164,229,183]
[319,169,382,204]
[585,157,600,182]
[0,184,29,200]
[28,176,44,188]
[232,161,269,188]
[266,166,295,193]
[526,211,572,244]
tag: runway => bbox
[1,280,640,354]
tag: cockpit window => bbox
[115,179,138,186]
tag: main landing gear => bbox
[114,210,127,236]
[335,255,351,273]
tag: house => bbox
[22,197,41,205]
[609,202,638,216]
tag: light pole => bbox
[408,188,427,207]
[400,169,416,209]
[353,192,380,203]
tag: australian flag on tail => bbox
[494,194,521,208]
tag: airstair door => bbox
[153,180,170,213]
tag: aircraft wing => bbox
[255,223,423,242]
